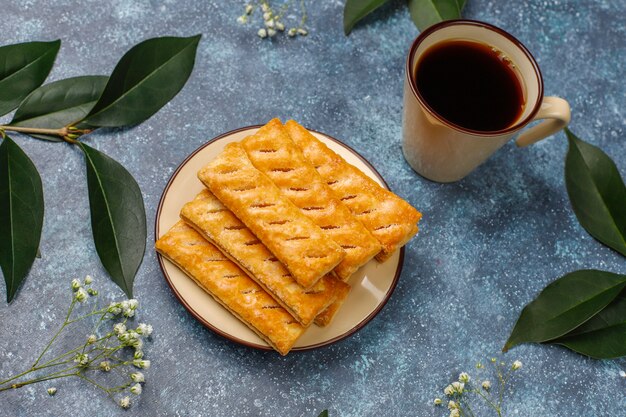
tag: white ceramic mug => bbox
[402,19,571,183]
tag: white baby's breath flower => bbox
[512,360,522,370]
[237,15,247,24]
[245,4,253,14]
[433,398,442,406]
[130,383,142,395]
[482,380,491,390]
[620,370,626,378]
[74,353,89,366]
[136,323,153,337]
[130,372,145,383]
[297,28,308,36]
[113,323,126,335]
[257,28,268,38]
[443,385,454,396]
[459,372,470,383]
[275,21,285,31]
[261,3,269,12]
[71,279,81,291]
[119,396,131,409]
[100,361,111,372]
[134,350,144,360]
[75,287,88,302]
[262,12,271,21]
[267,28,277,37]
[451,381,464,393]
[133,359,150,369]
[121,331,139,345]
[287,28,297,37]
[265,19,275,28]
[123,308,135,318]
[449,410,460,417]
[47,387,57,396]
[87,288,98,296]
[108,302,122,315]
[86,334,97,344]
[131,338,144,350]
[121,300,130,311]
[128,299,139,310]
[448,400,458,410]
[84,275,93,285]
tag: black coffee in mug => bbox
[414,40,525,132]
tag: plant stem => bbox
[33,298,77,367]
[0,125,68,138]
[0,371,78,392]
[0,125,90,144]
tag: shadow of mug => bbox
[402,19,571,183]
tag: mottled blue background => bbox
[0,1,624,416]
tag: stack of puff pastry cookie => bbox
[155,119,421,355]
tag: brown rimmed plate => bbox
[155,126,404,352]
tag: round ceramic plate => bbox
[155,126,404,352]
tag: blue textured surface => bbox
[0,1,625,416]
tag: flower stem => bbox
[0,371,78,392]
[33,298,77,367]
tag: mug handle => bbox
[515,96,571,147]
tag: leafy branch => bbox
[505,129,626,359]
[343,0,465,35]
[0,35,201,302]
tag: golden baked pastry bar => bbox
[314,282,351,327]
[155,221,304,355]
[241,119,381,280]
[285,120,422,261]
[198,142,345,289]
[181,189,349,327]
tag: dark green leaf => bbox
[565,129,626,257]
[82,35,201,128]
[552,290,626,359]
[0,40,60,117]
[0,136,44,302]
[80,143,146,297]
[503,270,626,352]
[343,0,390,35]
[407,0,464,31]
[317,411,329,417]
[10,76,108,141]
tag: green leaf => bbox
[0,136,44,302]
[80,143,146,297]
[407,0,464,31]
[82,35,201,128]
[0,40,61,117]
[565,129,626,257]
[317,411,329,417]
[503,270,626,352]
[552,290,626,359]
[10,76,108,141]
[343,0,390,35]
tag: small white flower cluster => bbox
[434,359,523,417]
[108,299,139,318]
[71,275,97,302]
[66,277,153,409]
[237,1,308,39]
[113,321,153,360]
